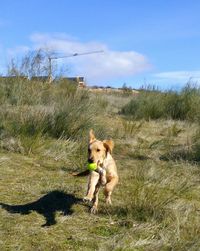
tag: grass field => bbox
[0,79,200,250]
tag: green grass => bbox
[0,79,200,250]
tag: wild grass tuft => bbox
[0,79,107,156]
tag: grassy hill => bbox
[0,78,200,250]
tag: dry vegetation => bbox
[0,78,200,250]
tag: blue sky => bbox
[0,0,200,89]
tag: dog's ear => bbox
[103,140,114,153]
[89,129,96,143]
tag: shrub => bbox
[121,91,165,120]
[121,84,200,121]
[0,77,106,155]
[46,91,98,139]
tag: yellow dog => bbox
[84,130,119,213]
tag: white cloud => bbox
[149,70,200,90]
[154,71,200,82]
[7,46,30,58]
[29,32,151,84]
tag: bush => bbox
[0,78,106,156]
[0,77,78,106]
[45,91,98,139]
[120,84,200,121]
[121,91,165,120]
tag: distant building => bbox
[0,75,86,87]
[60,76,86,88]
[0,76,28,81]
[31,76,50,82]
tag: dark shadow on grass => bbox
[0,190,84,227]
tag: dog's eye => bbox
[97,149,100,152]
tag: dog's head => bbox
[88,129,114,165]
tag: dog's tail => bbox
[71,170,90,177]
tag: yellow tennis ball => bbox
[87,162,97,171]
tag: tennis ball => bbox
[87,162,97,171]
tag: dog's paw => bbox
[83,196,93,203]
[90,206,98,214]
[106,198,112,205]
[101,179,107,186]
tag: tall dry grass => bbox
[0,78,107,161]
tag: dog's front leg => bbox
[91,182,100,214]
[104,176,118,205]
[84,171,100,202]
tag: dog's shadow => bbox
[0,190,83,227]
